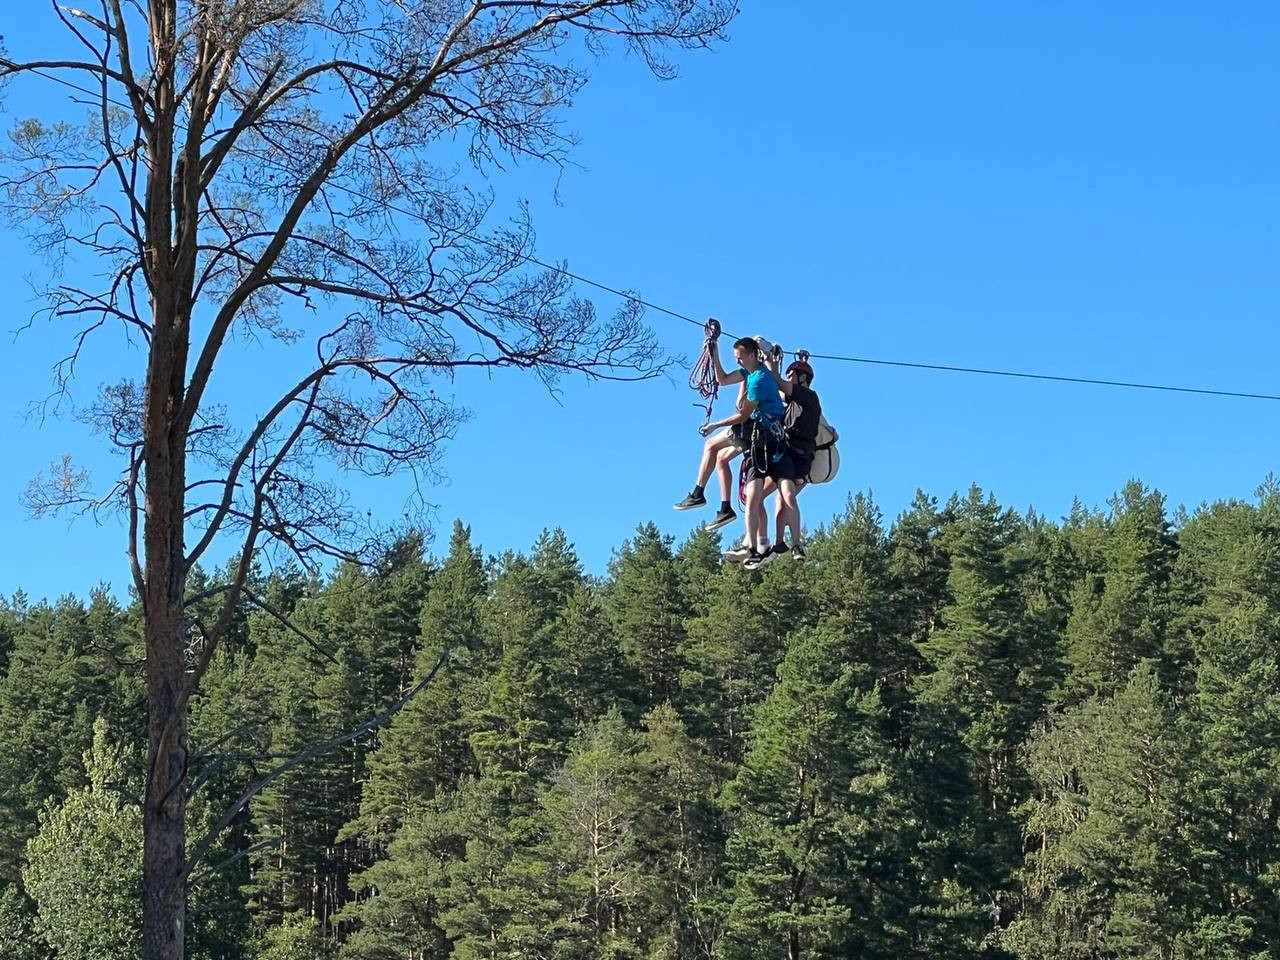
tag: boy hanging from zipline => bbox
[674,326,786,533]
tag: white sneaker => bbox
[723,544,752,562]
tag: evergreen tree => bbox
[633,703,726,959]
[675,527,726,620]
[1063,482,1176,701]
[353,520,489,839]
[1004,698,1108,959]
[888,490,952,652]
[241,572,334,927]
[425,550,575,959]
[338,793,457,958]
[470,553,571,780]
[915,487,1043,810]
[606,524,688,709]
[678,563,777,765]
[434,774,562,960]
[1008,664,1189,960]
[555,583,636,726]
[540,708,645,957]
[256,912,335,960]
[719,626,902,960]
[0,592,141,877]
[809,495,907,684]
[911,487,1048,946]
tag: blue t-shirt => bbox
[745,368,786,423]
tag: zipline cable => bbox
[16,65,1280,404]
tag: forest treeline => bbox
[2,480,1279,959]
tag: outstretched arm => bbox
[708,323,744,387]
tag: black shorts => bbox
[768,449,812,483]
[742,420,785,483]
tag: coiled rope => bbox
[688,318,722,421]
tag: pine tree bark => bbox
[141,439,190,960]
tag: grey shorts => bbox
[716,423,749,453]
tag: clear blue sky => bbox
[3,3,1280,601]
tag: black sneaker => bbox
[704,506,736,531]
[674,492,707,511]
[743,550,767,572]
[791,543,807,562]
[760,544,789,566]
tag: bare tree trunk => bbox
[142,287,189,960]
[142,539,190,960]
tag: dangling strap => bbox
[689,318,722,421]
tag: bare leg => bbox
[744,479,765,552]
[715,446,739,503]
[695,432,734,488]
[779,479,804,545]
[757,478,777,551]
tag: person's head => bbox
[733,336,761,371]
[786,360,814,389]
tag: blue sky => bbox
[3,3,1280,601]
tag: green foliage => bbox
[22,718,143,960]
[255,912,334,960]
[718,626,903,959]
[0,884,52,960]
[1063,481,1176,700]
[6,483,1280,959]
[606,524,689,708]
[540,709,645,957]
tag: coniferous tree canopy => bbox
[2,483,1280,959]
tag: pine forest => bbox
[3,479,1279,960]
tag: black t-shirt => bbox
[784,383,821,460]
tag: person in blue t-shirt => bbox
[675,334,788,563]
[674,331,779,530]
[744,364,786,424]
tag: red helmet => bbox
[786,360,815,383]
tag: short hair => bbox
[733,336,759,355]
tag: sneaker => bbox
[674,492,707,511]
[743,550,767,571]
[723,543,752,562]
[760,544,789,566]
[703,506,737,531]
[791,543,807,562]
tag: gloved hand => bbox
[698,422,715,437]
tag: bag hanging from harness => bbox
[806,415,840,485]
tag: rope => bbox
[688,318,721,421]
